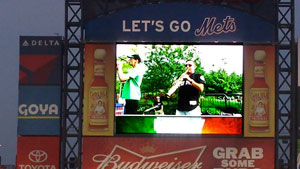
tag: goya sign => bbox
[18,86,60,135]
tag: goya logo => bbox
[18,104,58,116]
[28,150,48,163]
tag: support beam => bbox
[61,0,83,168]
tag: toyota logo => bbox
[28,150,48,163]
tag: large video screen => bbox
[115,44,243,134]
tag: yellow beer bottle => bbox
[88,49,108,131]
[249,50,269,132]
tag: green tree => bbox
[141,45,205,95]
[204,69,242,94]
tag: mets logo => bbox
[28,150,48,163]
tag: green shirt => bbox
[121,64,145,100]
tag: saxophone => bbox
[166,70,188,97]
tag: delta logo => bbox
[22,40,60,47]
[18,150,56,169]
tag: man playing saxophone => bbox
[167,59,205,115]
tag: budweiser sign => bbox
[92,145,205,169]
[83,137,274,169]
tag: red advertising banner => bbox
[19,36,62,85]
[16,137,59,169]
[83,137,274,169]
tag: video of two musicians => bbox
[115,45,243,116]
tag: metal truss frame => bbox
[61,0,83,169]
[275,0,297,168]
[61,0,297,169]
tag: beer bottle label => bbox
[249,88,269,130]
[88,86,108,130]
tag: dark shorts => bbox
[124,99,139,114]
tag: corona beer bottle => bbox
[249,50,269,132]
[88,49,108,131]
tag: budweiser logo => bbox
[92,145,206,169]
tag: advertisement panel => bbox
[83,44,115,136]
[18,36,62,136]
[243,45,275,137]
[84,2,275,43]
[18,86,60,135]
[83,137,274,169]
[19,36,62,85]
[16,137,59,169]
